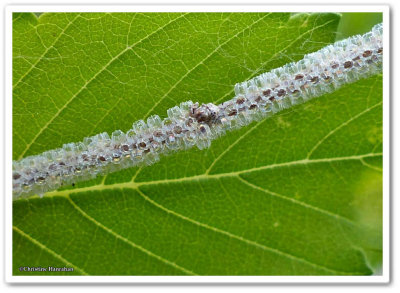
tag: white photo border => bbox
[4,4,390,284]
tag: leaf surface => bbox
[12,12,382,275]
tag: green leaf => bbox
[12,12,382,276]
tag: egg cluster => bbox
[12,23,383,199]
[232,22,383,112]
[13,101,212,198]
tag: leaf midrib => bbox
[25,152,382,234]
[15,163,375,276]
[16,152,381,274]
[34,152,382,200]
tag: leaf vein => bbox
[236,175,357,226]
[138,13,272,121]
[207,18,340,173]
[13,13,82,90]
[42,152,383,199]
[17,13,189,160]
[66,195,197,275]
[214,17,338,104]
[307,101,383,159]
[136,188,355,275]
[13,225,89,275]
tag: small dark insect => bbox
[190,106,208,123]
[139,142,147,148]
[72,183,75,187]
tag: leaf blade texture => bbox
[12,12,383,276]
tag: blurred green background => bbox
[336,12,383,40]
